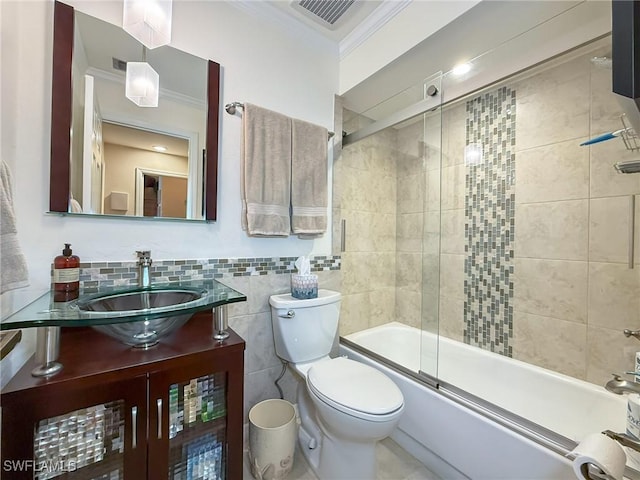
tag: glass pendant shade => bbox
[125,62,159,107]
[123,0,172,49]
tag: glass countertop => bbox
[0,280,246,330]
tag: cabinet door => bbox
[147,349,243,480]
[1,375,147,480]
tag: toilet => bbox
[269,289,404,479]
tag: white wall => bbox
[1,0,338,287]
[0,0,338,383]
[338,0,480,95]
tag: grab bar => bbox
[224,102,335,140]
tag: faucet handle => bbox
[624,329,640,340]
[136,251,152,265]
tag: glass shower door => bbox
[418,73,443,381]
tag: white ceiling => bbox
[265,0,385,43]
[224,0,411,58]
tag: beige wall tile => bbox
[589,53,628,136]
[588,262,640,330]
[515,56,590,151]
[369,287,397,328]
[441,208,465,255]
[441,164,466,211]
[513,311,586,379]
[439,253,464,299]
[423,211,441,256]
[513,258,588,323]
[343,210,395,253]
[397,212,423,253]
[424,110,443,172]
[515,200,588,261]
[397,173,425,214]
[221,275,250,317]
[586,325,640,386]
[248,272,290,314]
[438,295,464,342]
[589,196,638,264]
[426,168,441,212]
[317,269,342,293]
[396,252,422,292]
[590,137,640,198]
[515,139,589,204]
[338,292,370,335]
[395,288,421,329]
[442,102,466,168]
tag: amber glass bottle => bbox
[53,243,80,300]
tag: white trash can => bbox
[248,399,297,480]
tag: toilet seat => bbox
[306,357,404,422]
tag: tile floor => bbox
[243,437,441,480]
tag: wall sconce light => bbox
[125,60,159,107]
[123,0,173,50]
[464,143,483,166]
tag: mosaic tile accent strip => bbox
[74,255,341,289]
[34,400,124,480]
[463,86,515,357]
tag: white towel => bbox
[291,118,328,238]
[242,103,292,236]
[1,160,29,293]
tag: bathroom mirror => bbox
[50,1,220,221]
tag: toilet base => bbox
[296,383,379,479]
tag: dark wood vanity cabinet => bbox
[1,312,245,480]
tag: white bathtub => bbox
[342,322,630,479]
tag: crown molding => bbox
[86,67,206,109]
[224,0,336,52]
[339,0,411,60]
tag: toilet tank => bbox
[269,289,341,364]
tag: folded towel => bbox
[242,103,292,236]
[1,160,29,293]
[291,118,328,238]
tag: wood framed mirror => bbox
[49,1,220,221]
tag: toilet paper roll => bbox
[570,433,626,480]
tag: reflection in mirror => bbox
[50,1,220,221]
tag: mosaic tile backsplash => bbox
[463,86,516,357]
[73,256,341,290]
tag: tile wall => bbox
[339,37,640,387]
[77,256,342,421]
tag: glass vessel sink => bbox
[76,287,206,348]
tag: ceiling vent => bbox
[292,0,356,30]
[112,57,127,72]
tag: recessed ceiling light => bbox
[452,63,472,76]
[152,145,168,152]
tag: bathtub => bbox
[341,322,630,479]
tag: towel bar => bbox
[225,102,335,140]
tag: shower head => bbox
[614,160,640,174]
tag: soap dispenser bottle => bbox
[53,243,80,299]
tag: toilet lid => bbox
[307,357,403,416]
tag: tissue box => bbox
[291,274,318,299]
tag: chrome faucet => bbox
[136,251,152,288]
[604,373,640,395]
[602,373,640,454]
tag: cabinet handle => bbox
[131,406,138,449]
[157,398,163,439]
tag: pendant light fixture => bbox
[125,46,159,107]
[123,0,173,50]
